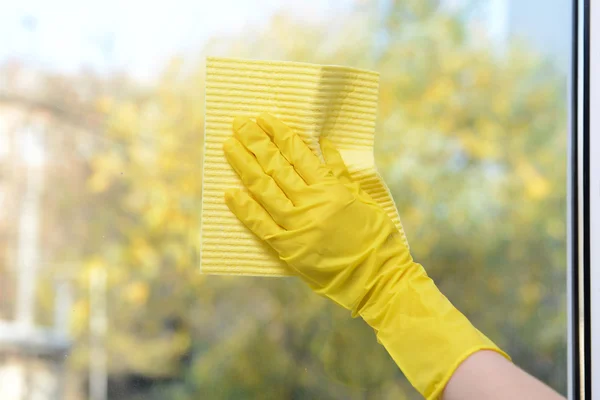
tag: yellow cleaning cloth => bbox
[201,57,407,276]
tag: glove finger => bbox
[233,116,307,200]
[223,137,294,227]
[224,189,283,240]
[319,137,352,184]
[257,113,331,185]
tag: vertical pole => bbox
[89,267,107,400]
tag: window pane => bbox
[0,0,569,398]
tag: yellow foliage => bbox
[95,96,113,114]
[487,276,504,295]
[125,281,149,305]
[71,299,89,334]
[130,237,158,269]
[83,257,106,276]
[109,101,140,140]
[517,160,551,200]
[520,282,543,307]
[87,153,124,193]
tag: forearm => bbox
[221,115,563,400]
[443,350,565,400]
[358,258,564,400]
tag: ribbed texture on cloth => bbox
[201,57,406,276]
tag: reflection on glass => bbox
[0,0,569,398]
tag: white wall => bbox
[0,355,59,400]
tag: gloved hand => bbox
[223,113,509,399]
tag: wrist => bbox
[357,262,509,400]
[352,258,423,319]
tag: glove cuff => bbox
[358,263,510,399]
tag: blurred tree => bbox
[77,0,567,398]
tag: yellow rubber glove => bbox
[223,113,510,399]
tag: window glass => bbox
[0,0,569,398]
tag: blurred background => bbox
[0,0,570,399]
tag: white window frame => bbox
[571,0,595,398]
[588,0,599,397]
